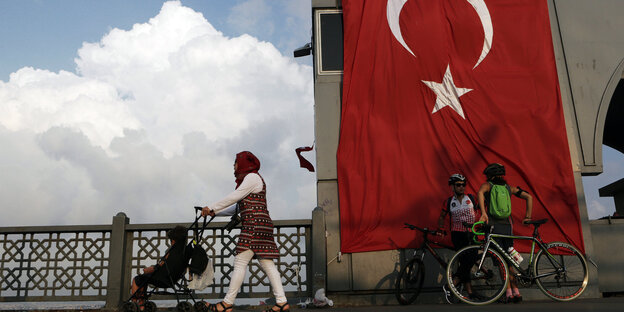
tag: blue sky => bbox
[0,0,311,79]
[581,146,624,218]
[0,0,621,226]
[0,0,315,226]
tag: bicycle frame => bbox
[417,239,454,268]
[404,224,454,268]
[477,231,568,282]
[397,224,460,305]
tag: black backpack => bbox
[187,242,208,275]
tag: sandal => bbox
[207,302,233,312]
[513,294,523,303]
[263,302,290,312]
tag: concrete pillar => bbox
[312,206,327,293]
[105,212,130,310]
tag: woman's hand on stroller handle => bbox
[200,206,215,217]
[194,206,214,217]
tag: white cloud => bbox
[586,199,614,220]
[0,1,315,226]
[0,68,140,149]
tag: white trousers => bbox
[223,249,286,305]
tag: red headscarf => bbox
[234,151,260,188]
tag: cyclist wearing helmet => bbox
[477,163,533,303]
[438,173,479,298]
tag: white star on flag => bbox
[422,65,472,119]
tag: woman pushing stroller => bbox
[201,151,290,312]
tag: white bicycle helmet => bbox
[448,173,466,185]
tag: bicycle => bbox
[445,219,589,305]
[395,223,456,305]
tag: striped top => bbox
[235,175,279,259]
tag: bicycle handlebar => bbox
[468,219,550,244]
[468,221,491,243]
[404,223,445,236]
[471,221,486,235]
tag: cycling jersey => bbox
[447,195,477,232]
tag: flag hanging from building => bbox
[296,145,315,172]
[337,0,584,253]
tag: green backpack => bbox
[488,182,511,219]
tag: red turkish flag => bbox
[338,0,584,253]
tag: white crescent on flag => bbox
[467,0,493,68]
[387,0,493,69]
[386,0,415,57]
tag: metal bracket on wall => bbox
[327,251,342,264]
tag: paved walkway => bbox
[290,296,624,312]
[3,296,621,311]
[175,297,624,312]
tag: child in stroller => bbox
[131,226,189,301]
[123,218,210,312]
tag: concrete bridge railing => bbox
[0,212,313,309]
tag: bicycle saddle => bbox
[524,218,548,225]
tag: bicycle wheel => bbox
[534,242,588,301]
[446,245,509,305]
[395,257,425,305]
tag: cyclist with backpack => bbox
[477,163,533,303]
[438,173,480,299]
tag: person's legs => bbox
[223,249,255,305]
[501,235,521,301]
[509,273,522,302]
[492,223,519,302]
[460,249,476,295]
[131,277,139,298]
[258,258,289,310]
[131,274,149,305]
[451,231,475,294]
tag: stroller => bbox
[121,207,214,312]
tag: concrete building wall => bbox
[551,0,624,175]
[309,0,624,301]
[590,218,624,293]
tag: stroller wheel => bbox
[176,301,193,312]
[144,301,157,312]
[120,301,139,312]
[194,301,209,312]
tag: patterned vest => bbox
[235,175,279,259]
